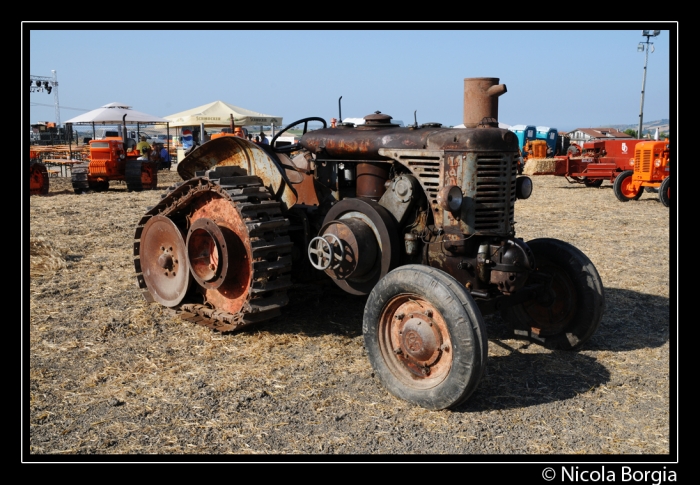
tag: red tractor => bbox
[613,139,670,207]
[29,149,49,196]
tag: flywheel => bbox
[134,170,293,332]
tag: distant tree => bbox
[624,129,638,137]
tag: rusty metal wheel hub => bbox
[139,215,191,307]
[379,294,452,386]
[186,217,241,290]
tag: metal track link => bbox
[134,174,292,332]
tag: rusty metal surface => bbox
[177,137,299,210]
[462,77,507,128]
[321,198,400,295]
[356,162,390,199]
[319,218,378,281]
[378,294,452,383]
[134,174,292,332]
[138,215,191,307]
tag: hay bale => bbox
[524,157,558,175]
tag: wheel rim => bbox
[619,175,637,198]
[186,195,253,315]
[518,262,577,337]
[378,293,452,389]
[140,215,191,307]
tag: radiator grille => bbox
[474,154,516,232]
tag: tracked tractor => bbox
[133,78,605,410]
[71,119,158,194]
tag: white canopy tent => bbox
[163,100,283,128]
[64,102,171,153]
[64,102,169,125]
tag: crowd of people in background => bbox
[133,127,269,171]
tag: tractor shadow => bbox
[257,283,671,412]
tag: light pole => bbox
[637,30,660,138]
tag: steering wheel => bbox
[271,117,327,153]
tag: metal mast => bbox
[637,30,660,138]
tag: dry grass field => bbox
[26,168,674,460]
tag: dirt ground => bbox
[26,168,674,461]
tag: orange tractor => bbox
[71,134,158,194]
[613,139,670,207]
[29,149,49,196]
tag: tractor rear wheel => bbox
[659,177,670,207]
[29,161,49,196]
[501,238,605,350]
[71,162,90,194]
[613,170,642,202]
[126,160,158,191]
[363,265,488,410]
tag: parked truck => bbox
[132,78,605,410]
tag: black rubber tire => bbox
[583,178,603,188]
[501,238,605,350]
[126,160,158,191]
[363,265,488,410]
[613,170,642,202]
[71,162,90,194]
[659,177,670,207]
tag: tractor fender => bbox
[177,136,298,210]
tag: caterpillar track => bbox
[133,169,293,332]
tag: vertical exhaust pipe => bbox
[463,77,507,128]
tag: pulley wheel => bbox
[140,215,191,307]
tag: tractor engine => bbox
[300,111,535,301]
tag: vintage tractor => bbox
[613,139,670,207]
[133,78,605,410]
[71,123,158,194]
[29,149,49,196]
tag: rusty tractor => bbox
[613,139,670,207]
[71,121,158,194]
[133,78,605,410]
[29,149,49,196]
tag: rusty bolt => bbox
[394,348,403,355]
[425,309,433,317]
[395,313,405,320]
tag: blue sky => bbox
[25,24,675,133]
